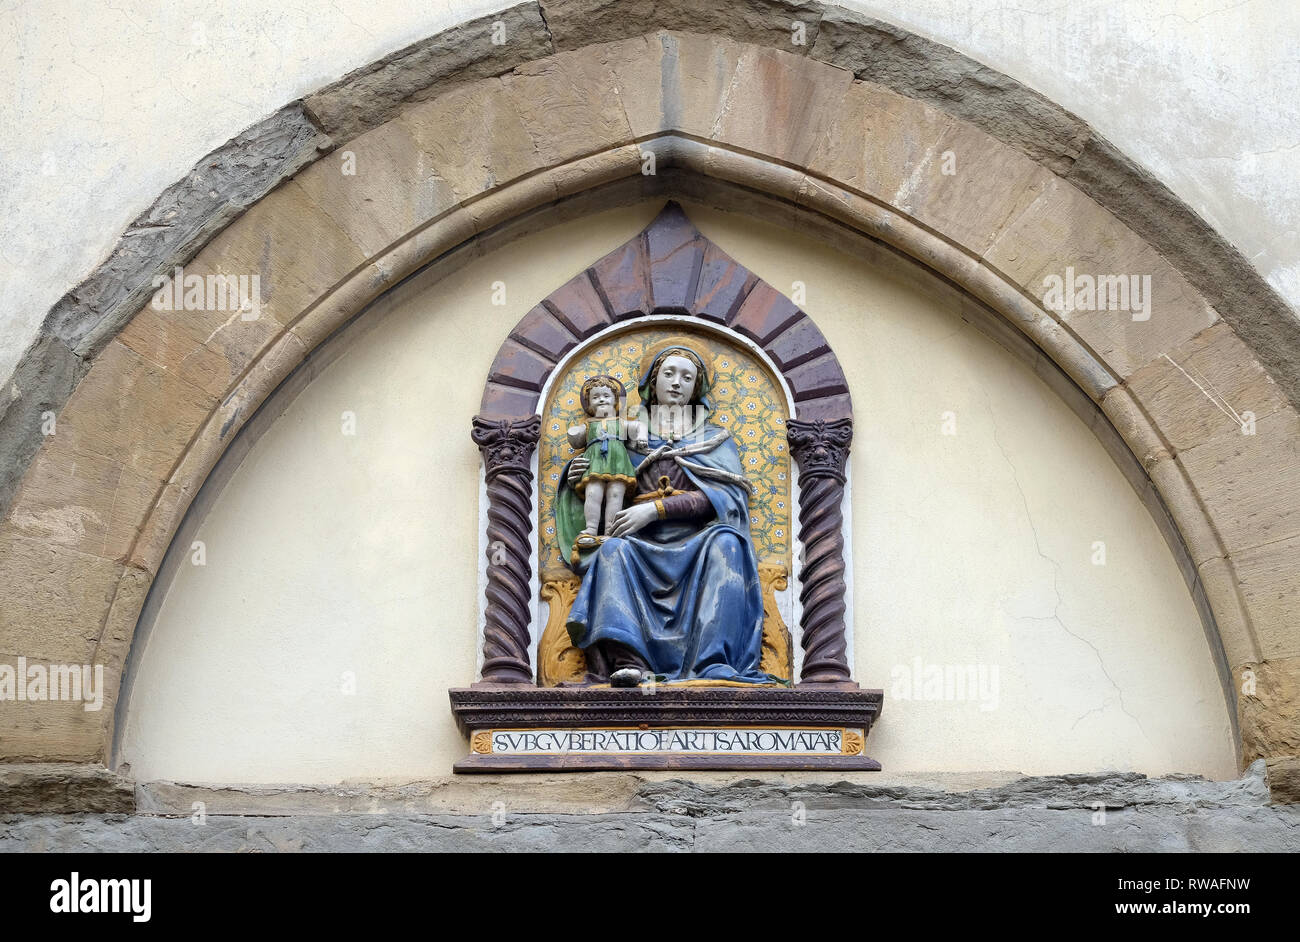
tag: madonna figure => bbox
[554,339,774,687]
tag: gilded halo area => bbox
[537,326,792,573]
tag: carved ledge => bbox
[448,685,883,772]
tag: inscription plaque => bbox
[476,727,865,757]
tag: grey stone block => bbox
[539,0,826,53]
[0,811,696,853]
[304,3,555,141]
[0,764,134,815]
[45,103,330,362]
[3,799,1295,852]
[810,6,1092,175]
[0,334,84,515]
[2,763,1297,851]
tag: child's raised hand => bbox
[566,457,589,486]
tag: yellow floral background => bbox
[537,326,791,572]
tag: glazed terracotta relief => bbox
[454,203,881,772]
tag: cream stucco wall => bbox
[115,202,1237,783]
[3,0,1296,394]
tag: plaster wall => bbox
[115,202,1237,784]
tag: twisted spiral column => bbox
[787,418,854,684]
[471,415,542,683]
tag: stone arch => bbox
[0,4,1293,798]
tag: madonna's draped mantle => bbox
[555,421,772,683]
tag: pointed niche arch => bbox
[470,202,856,687]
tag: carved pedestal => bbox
[448,685,883,772]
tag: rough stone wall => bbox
[3,764,1297,851]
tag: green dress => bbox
[578,417,637,494]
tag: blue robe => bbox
[560,422,772,683]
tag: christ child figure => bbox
[568,374,647,539]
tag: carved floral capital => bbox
[787,418,853,484]
[471,415,542,481]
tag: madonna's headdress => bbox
[636,339,713,409]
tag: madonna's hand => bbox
[566,457,589,486]
[608,502,659,538]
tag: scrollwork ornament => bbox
[841,730,864,756]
